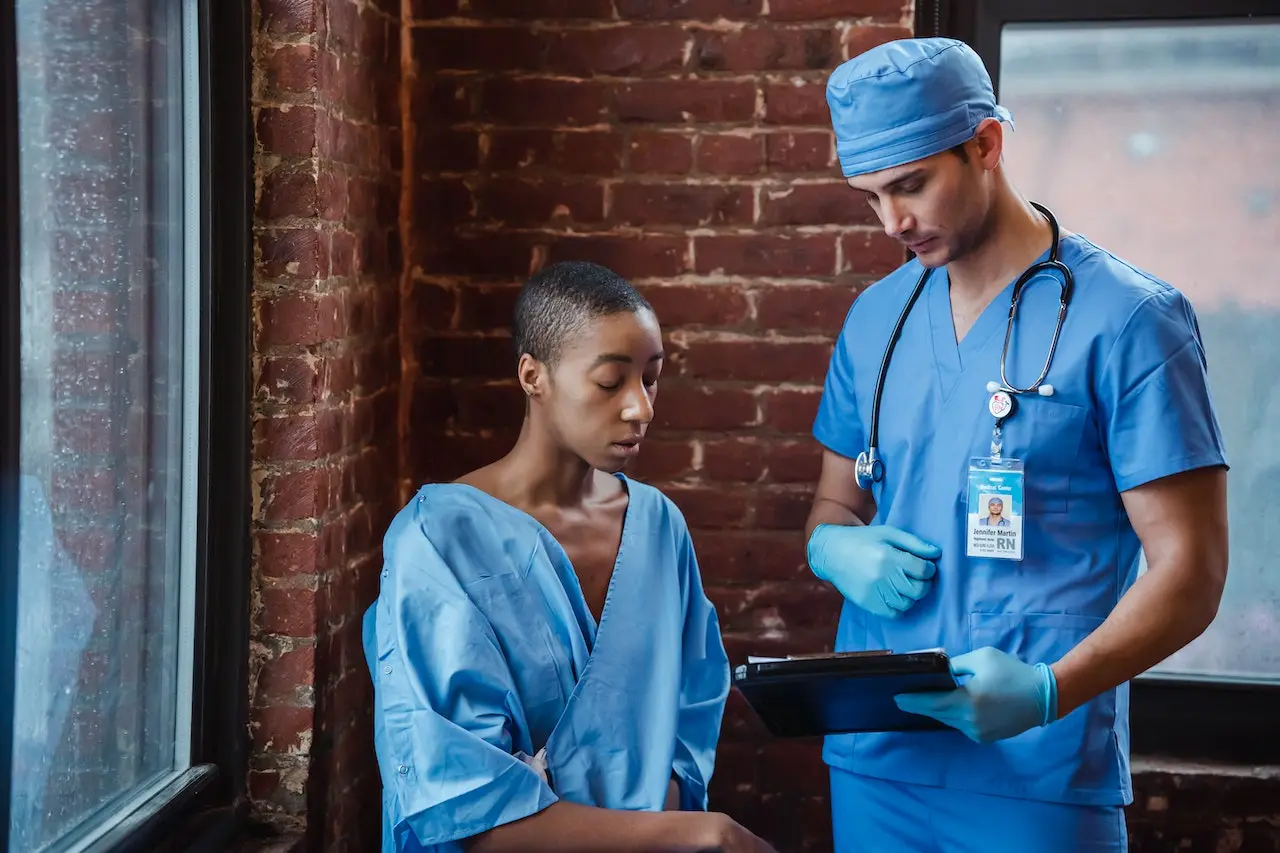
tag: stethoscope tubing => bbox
[857,202,1073,489]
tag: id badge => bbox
[966,457,1024,561]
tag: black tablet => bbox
[732,649,958,738]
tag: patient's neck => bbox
[500,416,602,511]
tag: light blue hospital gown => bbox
[363,474,730,853]
[813,234,1228,817]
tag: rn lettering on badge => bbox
[967,522,1023,560]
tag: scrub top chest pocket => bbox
[996,396,1089,515]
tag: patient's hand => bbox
[694,813,779,853]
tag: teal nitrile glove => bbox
[893,647,1058,743]
[806,523,941,619]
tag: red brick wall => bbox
[249,0,402,847]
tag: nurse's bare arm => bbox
[465,803,777,853]
[1049,465,1229,719]
[803,449,878,541]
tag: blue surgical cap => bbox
[826,37,1013,178]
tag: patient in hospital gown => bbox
[363,262,776,853]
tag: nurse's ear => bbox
[517,352,547,401]
[971,117,1005,172]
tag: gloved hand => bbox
[806,524,941,619]
[893,647,1058,743]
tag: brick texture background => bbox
[249,0,402,848]
[237,2,1280,853]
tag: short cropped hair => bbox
[513,261,651,365]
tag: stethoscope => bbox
[854,202,1074,490]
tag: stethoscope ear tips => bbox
[987,380,1056,397]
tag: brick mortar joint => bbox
[251,403,326,417]
[404,274,866,286]
[251,512,322,534]
[247,752,312,768]
[250,696,321,711]
[251,634,318,654]
[668,329,835,342]
[434,224,865,236]
[251,333,381,354]
[251,92,323,111]
[426,126,830,136]
[249,280,335,294]
[258,574,321,591]
[419,70,830,80]
[249,277,362,298]
[250,627,326,648]
[249,397,348,412]
[308,105,402,134]
[252,498,381,521]
[405,17,896,29]
[418,378,823,388]
[250,456,377,477]
[252,218,391,232]
[256,151,397,172]
[438,176,850,187]
[424,122,832,132]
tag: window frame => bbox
[922,0,1280,765]
[0,0,253,849]
[1,0,22,845]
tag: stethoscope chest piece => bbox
[854,448,883,490]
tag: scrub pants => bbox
[830,766,1128,853]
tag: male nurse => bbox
[804,37,1230,852]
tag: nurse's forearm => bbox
[805,450,878,542]
[1050,563,1219,718]
[466,803,753,853]
[1049,468,1228,719]
[804,497,867,541]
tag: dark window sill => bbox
[1133,755,1280,781]
[80,766,242,853]
[222,830,307,853]
[1130,679,1280,765]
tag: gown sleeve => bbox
[669,517,731,812]
[1096,287,1229,492]
[366,509,559,850]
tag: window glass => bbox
[1000,19,1280,683]
[12,0,200,848]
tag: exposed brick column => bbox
[403,4,911,851]
[249,0,402,847]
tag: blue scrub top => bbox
[813,233,1228,807]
